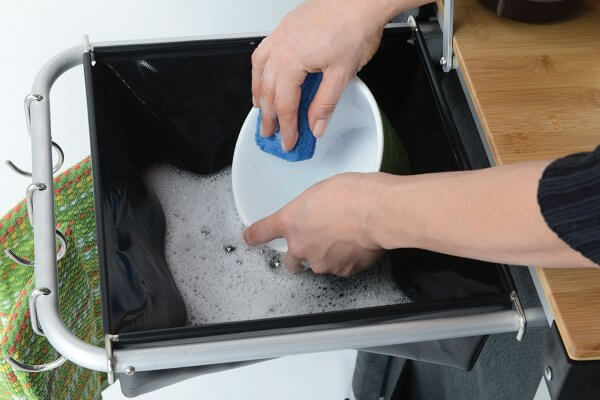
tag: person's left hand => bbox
[243,172,386,276]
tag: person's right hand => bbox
[251,0,403,151]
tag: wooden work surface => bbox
[451,0,600,360]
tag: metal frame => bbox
[14,30,546,379]
[441,0,455,72]
[432,0,456,72]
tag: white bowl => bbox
[232,76,383,252]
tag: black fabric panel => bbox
[86,28,513,340]
[88,56,188,334]
[391,249,508,301]
[538,145,600,266]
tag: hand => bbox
[244,162,599,275]
[243,173,388,276]
[251,0,400,151]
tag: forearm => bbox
[376,0,436,26]
[371,162,598,268]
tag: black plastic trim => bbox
[117,296,510,346]
[413,27,471,170]
[83,52,112,335]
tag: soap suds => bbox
[144,164,409,326]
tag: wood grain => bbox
[452,0,600,360]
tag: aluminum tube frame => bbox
[114,308,547,373]
[436,0,455,72]
[28,40,545,375]
[30,45,107,371]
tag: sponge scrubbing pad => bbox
[255,72,322,162]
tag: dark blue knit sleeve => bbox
[537,145,600,266]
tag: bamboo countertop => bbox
[451,0,600,360]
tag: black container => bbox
[84,26,515,357]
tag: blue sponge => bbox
[255,72,322,162]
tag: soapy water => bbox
[144,164,410,326]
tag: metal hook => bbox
[55,230,67,261]
[24,94,44,136]
[25,183,47,225]
[5,250,36,266]
[5,94,65,177]
[510,291,527,341]
[105,334,119,384]
[4,182,68,266]
[29,288,50,336]
[5,354,67,373]
[6,141,64,178]
[5,230,67,266]
[4,287,67,373]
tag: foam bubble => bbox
[144,164,410,326]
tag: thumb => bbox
[243,212,285,246]
[308,69,349,138]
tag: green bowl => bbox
[380,111,410,175]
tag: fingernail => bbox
[260,119,272,137]
[243,228,253,245]
[281,132,297,152]
[260,124,269,137]
[252,96,258,108]
[313,118,329,138]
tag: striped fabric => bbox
[538,145,600,265]
[0,157,106,400]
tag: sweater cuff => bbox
[537,146,600,266]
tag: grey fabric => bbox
[396,326,549,400]
[119,361,260,398]
[353,326,548,400]
[381,357,408,399]
[352,352,406,400]
[352,267,550,399]
[363,335,486,370]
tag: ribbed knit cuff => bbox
[537,146,600,266]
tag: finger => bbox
[259,61,278,137]
[284,252,304,274]
[308,68,349,138]
[251,39,270,108]
[275,72,304,151]
[243,212,285,246]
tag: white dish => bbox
[232,76,383,252]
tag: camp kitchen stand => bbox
[5,1,554,397]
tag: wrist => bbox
[359,173,398,249]
[351,0,413,31]
[366,173,422,250]
[376,0,432,25]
